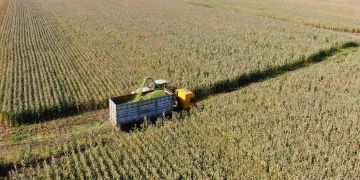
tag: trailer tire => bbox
[115,124,121,131]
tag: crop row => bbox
[6,46,360,179]
[0,0,351,125]
[0,0,9,29]
[184,0,360,33]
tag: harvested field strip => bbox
[0,109,111,163]
[0,135,112,178]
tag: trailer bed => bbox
[109,90,173,127]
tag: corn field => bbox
[185,0,360,33]
[0,0,352,125]
[1,0,360,178]
[0,0,9,29]
[3,46,360,179]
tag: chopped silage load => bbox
[132,90,167,102]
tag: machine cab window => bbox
[155,79,169,89]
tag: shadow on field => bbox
[193,41,360,100]
[0,165,11,177]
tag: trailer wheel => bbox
[115,124,121,131]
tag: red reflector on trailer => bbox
[164,88,173,95]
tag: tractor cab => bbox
[131,78,169,94]
[154,79,169,89]
[130,77,197,111]
[174,88,196,110]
